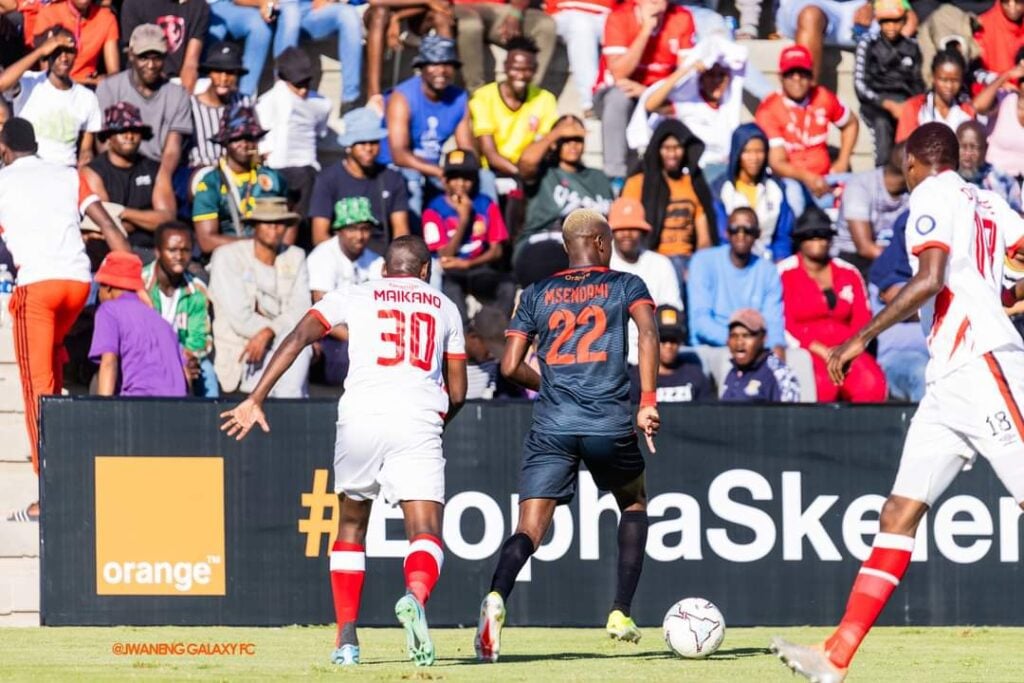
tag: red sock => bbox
[404,534,443,605]
[825,532,914,668]
[330,540,365,647]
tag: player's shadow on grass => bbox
[465,651,679,663]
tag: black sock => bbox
[489,533,535,600]
[611,510,649,617]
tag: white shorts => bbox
[891,348,1024,506]
[333,411,445,505]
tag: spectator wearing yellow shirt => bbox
[468,36,558,233]
[470,36,558,175]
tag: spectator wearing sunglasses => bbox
[687,206,786,356]
[779,206,887,402]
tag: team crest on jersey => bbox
[744,380,762,396]
[915,215,937,235]
[838,284,854,303]
[257,173,275,191]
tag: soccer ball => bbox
[662,597,726,658]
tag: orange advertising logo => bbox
[95,457,226,596]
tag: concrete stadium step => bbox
[0,557,40,627]
[0,462,37,514]
[0,364,23,413]
[0,412,30,463]
[0,321,13,364]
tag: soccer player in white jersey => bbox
[772,122,1024,683]
[221,236,467,668]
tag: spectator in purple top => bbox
[89,251,187,397]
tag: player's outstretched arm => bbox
[219,314,326,440]
[827,246,947,385]
[500,334,541,392]
[631,302,661,450]
[442,355,468,428]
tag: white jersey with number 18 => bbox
[310,276,466,417]
[905,171,1024,383]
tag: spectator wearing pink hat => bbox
[721,308,800,403]
[89,250,188,397]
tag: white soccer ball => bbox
[662,597,726,658]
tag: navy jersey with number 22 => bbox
[507,266,654,436]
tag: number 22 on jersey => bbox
[546,304,608,366]
[376,308,436,370]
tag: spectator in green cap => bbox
[306,195,385,386]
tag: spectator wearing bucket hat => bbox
[84,102,176,258]
[98,24,192,195]
[306,196,385,386]
[0,26,102,167]
[189,41,250,171]
[452,0,556,93]
[380,35,475,216]
[208,195,312,397]
[310,106,410,252]
[422,149,512,322]
[119,0,209,92]
[609,196,683,364]
[192,102,288,257]
[90,250,188,397]
[628,304,713,403]
[257,47,332,247]
[721,308,800,403]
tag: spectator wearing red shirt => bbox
[36,0,119,86]
[755,44,859,219]
[778,206,887,402]
[452,0,556,93]
[422,149,512,321]
[974,0,1024,84]
[895,49,975,144]
[594,0,694,184]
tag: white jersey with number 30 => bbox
[905,171,1024,382]
[310,277,466,416]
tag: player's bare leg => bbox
[773,495,929,681]
[396,500,444,666]
[475,498,557,662]
[606,475,648,643]
[330,495,373,666]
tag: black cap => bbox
[276,47,314,84]
[201,41,248,74]
[656,305,686,343]
[792,205,837,241]
[0,117,37,154]
[442,149,480,175]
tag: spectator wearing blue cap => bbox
[379,35,476,217]
[309,106,410,254]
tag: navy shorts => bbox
[519,429,645,504]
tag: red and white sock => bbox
[404,534,443,605]
[825,532,914,668]
[330,540,365,647]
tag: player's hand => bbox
[637,405,660,453]
[41,33,75,56]
[497,14,522,44]
[827,337,865,386]
[220,398,270,441]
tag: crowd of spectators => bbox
[5,0,1024,505]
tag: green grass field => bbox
[2,626,1023,681]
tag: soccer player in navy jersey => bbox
[474,209,661,662]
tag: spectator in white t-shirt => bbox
[607,196,684,364]
[307,196,383,386]
[256,47,331,244]
[0,27,101,167]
